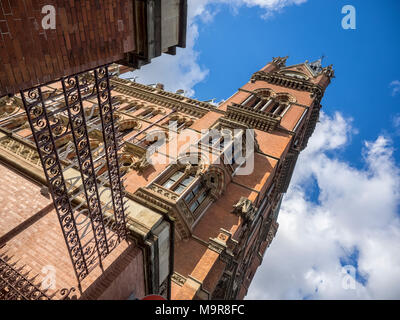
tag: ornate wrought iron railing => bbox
[19,65,127,288]
[0,254,76,300]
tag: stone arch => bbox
[174,152,228,198]
[254,88,276,100]
[202,164,227,199]
[145,129,168,144]
[118,119,141,132]
[275,92,296,104]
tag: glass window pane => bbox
[170,170,184,182]
[181,174,194,186]
[177,122,186,129]
[185,191,194,203]
[197,191,207,204]
[192,183,201,194]
[163,179,174,189]
[174,184,186,194]
[190,201,199,212]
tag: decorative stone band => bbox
[275,149,300,194]
[0,135,41,167]
[251,71,325,103]
[110,77,213,118]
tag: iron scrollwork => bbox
[19,65,127,288]
[0,254,76,300]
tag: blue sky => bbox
[128,0,400,299]
[192,0,400,168]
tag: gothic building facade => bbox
[0,56,334,299]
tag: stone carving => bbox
[0,137,41,167]
[131,156,150,173]
[272,56,288,68]
[231,197,257,222]
[0,96,22,116]
[171,272,187,286]
[250,71,324,104]
[323,64,335,79]
[208,237,226,254]
[148,184,179,201]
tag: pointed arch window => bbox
[160,167,210,214]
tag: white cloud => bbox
[241,0,308,18]
[393,114,400,135]
[122,0,308,97]
[247,112,400,299]
[390,80,400,96]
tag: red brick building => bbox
[0,55,334,299]
[0,0,187,97]
[125,56,335,299]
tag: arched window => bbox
[241,95,262,109]
[124,103,139,113]
[147,159,227,235]
[136,130,167,151]
[165,119,186,130]
[139,109,156,120]
[241,90,295,117]
[119,119,140,133]
[268,102,277,114]
[163,115,192,131]
[241,89,276,111]
[266,96,292,116]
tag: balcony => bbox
[223,103,282,133]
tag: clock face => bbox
[282,72,308,80]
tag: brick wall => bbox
[0,0,135,97]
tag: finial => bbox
[322,64,335,79]
[272,56,288,68]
